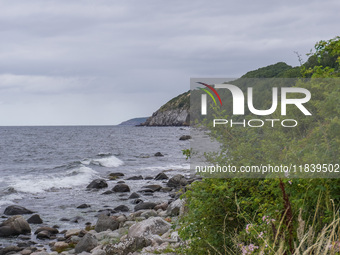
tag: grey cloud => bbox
[0,0,339,125]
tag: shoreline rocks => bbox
[0,171,194,255]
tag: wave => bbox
[7,166,99,194]
[90,156,124,168]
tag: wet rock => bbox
[112,184,130,193]
[126,175,143,180]
[114,205,129,212]
[36,230,51,239]
[70,216,85,223]
[131,199,143,205]
[3,205,34,215]
[142,185,162,192]
[0,246,24,255]
[0,216,31,237]
[179,135,191,140]
[27,214,43,224]
[167,174,187,188]
[145,176,153,180]
[108,172,124,180]
[154,152,164,157]
[77,204,91,209]
[134,202,157,211]
[101,190,114,195]
[35,227,59,235]
[128,192,140,199]
[75,233,98,253]
[95,214,119,232]
[154,172,169,180]
[86,179,108,189]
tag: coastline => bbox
[0,171,196,255]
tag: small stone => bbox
[154,152,164,157]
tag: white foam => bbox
[8,166,99,194]
[143,163,190,172]
[0,194,23,206]
[92,156,124,168]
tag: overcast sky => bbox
[0,0,339,125]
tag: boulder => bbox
[4,205,34,215]
[141,185,162,192]
[112,184,130,193]
[77,204,91,209]
[95,214,119,232]
[104,236,151,255]
[134,202,157,211]
[128,217,171,238]
[126,175,143,180]
[27,214,43,224]
[75,233,98,253]
[154,172,168,180]
[0,216,31,237]
[167,174,187,188]
[86,179,108,189]
[54,242,69,252]
[140,210,158,219]
[179,135,191,140]
[154,152,164,157]
[128,192,140,199]
[114,205,129,212]
[166,199,185,216]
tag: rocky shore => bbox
[0,171,197,255]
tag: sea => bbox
[0,126,190,247]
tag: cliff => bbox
[141,91,190,126]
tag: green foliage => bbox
[180,36,340,254]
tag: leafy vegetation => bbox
[179,37,340,254]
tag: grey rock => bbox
[166,198,185,216]
[126,175,143,180]
[0,215,31,237]
[167,174,187,188]
[75,233,98,253]
[77,204,91,209]
[86,179,108,189]
[154,152,163,157]
[154,172,169,180]
[179,135,191,140]
[128,192,140,199]
[4,205,34,215]
[35,226,59,235]
[134,202,157,211]
[95,214,119,232]
[36,230,51,239]
[142,185,162,192]
[114,205,129,212]
[27,214,43,224]
[112,184,130,193]
[128,217,171,238]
